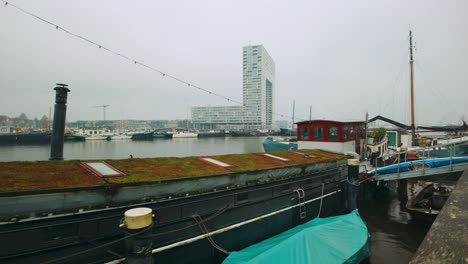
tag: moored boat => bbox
[77,127,113,140]
[153,132,173,139]
[0,149,350,263]
[130,131,154,140]
[172,131,198,138]
[64,133,86,141]
[0,132,51,144]
[406,183,452,223]
[110,134,132,140]
[197,130,226,138]
[367,156,468,175]
[262,136,298,151]
[223,210,370,264]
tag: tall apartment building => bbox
[192,45,275,130]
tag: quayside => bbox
[0,149,351,263]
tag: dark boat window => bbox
[304,179,314,187]
[280,184,291,192]
[359,126,364,138]
[47,223,79,241]
[300,127,309,140]
[236,192,249,204]
[350,127,355,139]
[328,127,338,139]
[314,127,323,139]
[344,127,348,140]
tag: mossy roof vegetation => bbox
[0,149,345,193]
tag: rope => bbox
[347,178,360,187]
[141,204,230,239]
[192,214,229,255]
[317,183,325,217]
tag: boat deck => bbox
[0,149,345,193]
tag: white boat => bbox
[110,134,132,140]
[172,131,198,138]
[77,128,113,140]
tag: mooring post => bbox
[121,208,154,264]
[347,159,360,211]
[50,83,70,160]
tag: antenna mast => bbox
[94,105,110,121]
[292,100,295,128]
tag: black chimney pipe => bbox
[50,83,70,160]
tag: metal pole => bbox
[363,112,368,161]
[450,143,454,170]
[409,30,416,145]
[397,149,401,177]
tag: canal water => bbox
[0,137,267,161]
[359,181,430,264]
[0,137,429,263]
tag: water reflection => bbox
[359,180,430,264]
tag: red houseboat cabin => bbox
[296,120,366,154]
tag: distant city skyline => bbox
[1,0,467,125]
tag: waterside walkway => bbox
[410,169,468,263]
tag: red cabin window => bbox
[328,127,338,140]
[300,127,309,140]
[314,127,323,139]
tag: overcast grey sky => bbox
[1,0,467,125]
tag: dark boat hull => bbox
[131,132,154,140]
[198,132,226,138]
[0,132,51,144]
[0,168,346,264]
[153,133,172,139]
[406,183,449,224]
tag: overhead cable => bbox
[2,0,307,122]
[1,0,242,105]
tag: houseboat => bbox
[77,127,113,140]
[295,119,392,161]
[0,150,352,263]
[263,119,391,161]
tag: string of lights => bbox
[2,0,305,121]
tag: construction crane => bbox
[94,105,110,121]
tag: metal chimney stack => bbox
[50,83,70,160]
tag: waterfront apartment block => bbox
[192,45,275,130]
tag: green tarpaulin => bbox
[223,210,370,264]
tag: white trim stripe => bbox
[200,158,233,168]
[263,153,290,162]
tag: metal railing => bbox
[371,139,468,181]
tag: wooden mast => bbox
[409,30,416,140]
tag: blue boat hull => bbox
[262,138,298,152]
[369,156,468,175]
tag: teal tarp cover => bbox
[223,210,370,264]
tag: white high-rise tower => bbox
[191,45,275,130]
[242,45,275,129]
